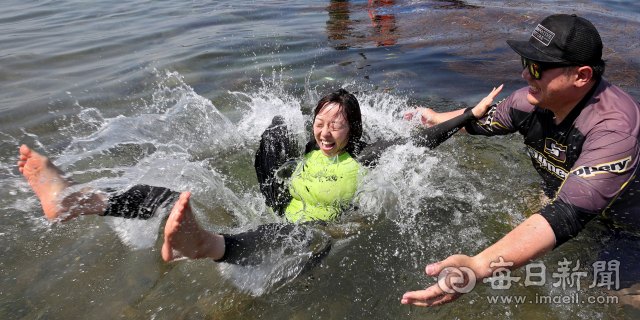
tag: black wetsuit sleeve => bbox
[355,140,401,167]
[538,200,598,248]
[355,107,477,167]
[411,107,477,149]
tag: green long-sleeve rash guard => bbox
[284,150,363,223]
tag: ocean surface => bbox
[1,0,640,319]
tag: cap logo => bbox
[532,24,555,46]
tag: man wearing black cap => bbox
[401,14,640,306]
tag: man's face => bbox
[522,64,577,111]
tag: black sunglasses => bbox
[520,56,579,80]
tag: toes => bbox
[171,203,185,220]
[161,240,174,262]
[20,145,45,161]
[172,210,184,226]
[179,191,191,202]
[166,215,179,233]
[20,145,32,157]
[166,206,185,234]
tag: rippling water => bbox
[1,0,640,319]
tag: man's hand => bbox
[471,84,503,118]
[401,255,480,306]
[401,214,556,308]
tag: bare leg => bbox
[162,191,225,262]
[17,145,107,221]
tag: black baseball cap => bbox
[506,14,603,65]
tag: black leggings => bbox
[101,116,329,265]
[219,223,331,267]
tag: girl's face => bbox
[314,102,350,157]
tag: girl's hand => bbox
[404,107,438,127]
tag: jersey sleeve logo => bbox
[482,104,497,129]
[544,138,567,163]
[476,99,508,132]
[570,156,632,178]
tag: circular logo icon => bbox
[437,266,477,293]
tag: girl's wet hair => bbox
[314,88,363,155]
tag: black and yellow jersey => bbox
[466,79,640,246]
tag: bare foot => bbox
[17,145,107,221]
[162,191,225,262]
[18,145,78,220]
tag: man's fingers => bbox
[402,255,474,307]
[426,261,443,276]
[426,254,474,276]
[487,84,504,99]
[401,286,442,305]
[401,285,461,306]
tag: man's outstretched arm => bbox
[404,85,504,131]
[401,213,555,307]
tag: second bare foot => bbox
[162,191,225,262]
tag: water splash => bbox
[219,225,331,296]
[2,68,521,298]
[234,70,306,147]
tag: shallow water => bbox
[1,0,640,319]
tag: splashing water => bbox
[2,68,525,299]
